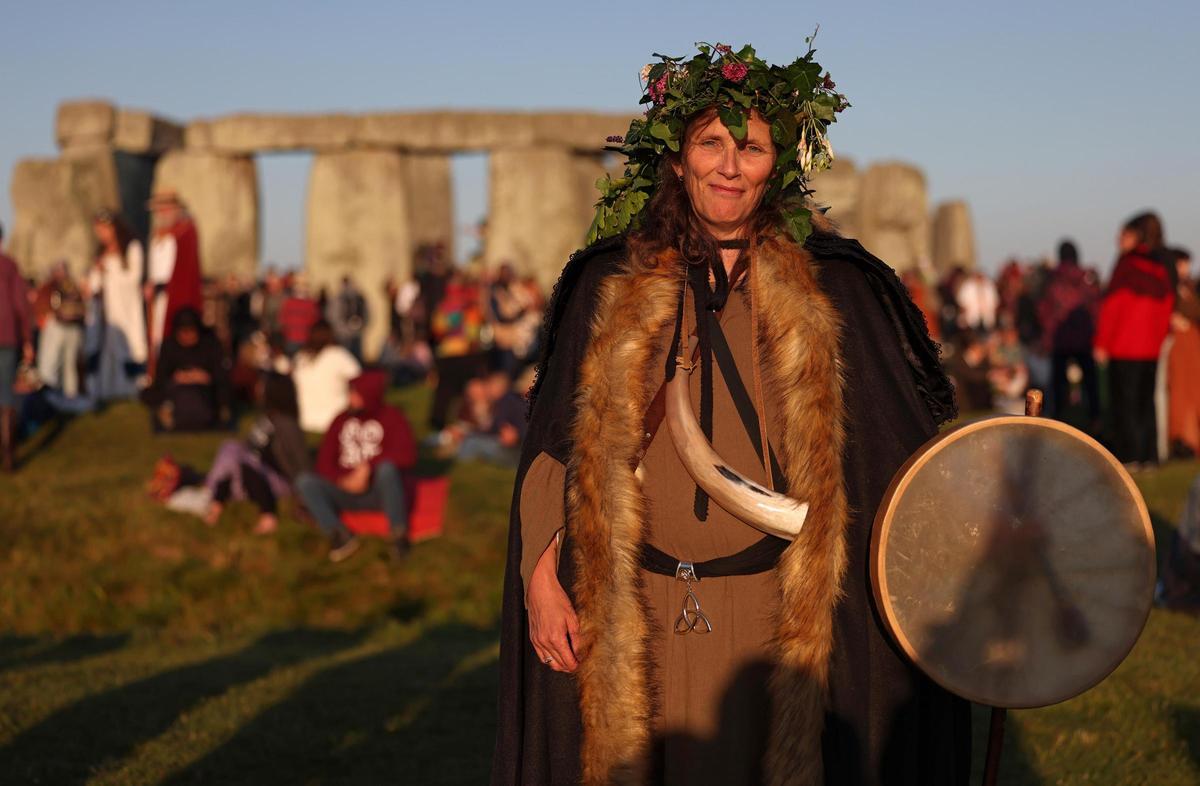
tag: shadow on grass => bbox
[1150,511,1180,568]
[16,412,71,471]
[166,623,499,786]
[0,633,130,674]
[0,628,365,784]
[1172,705,1200,769]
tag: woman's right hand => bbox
[527,536,582,673]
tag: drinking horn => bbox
[663,351,810,541]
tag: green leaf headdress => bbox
[587,34,849,246]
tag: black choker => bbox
[717,239,750,250]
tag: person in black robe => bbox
[491,223,970,784]
[141,307,231,432]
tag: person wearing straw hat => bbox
[492,40,968,785]
[145,190,203,379]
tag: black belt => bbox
[639,535,787,579]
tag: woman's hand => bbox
[527,536,582,673]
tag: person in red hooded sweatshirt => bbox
[295,369,416,561]
[1094,212,1176,467]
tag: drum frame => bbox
[870,414,1154,708]
[870,398,1156,786]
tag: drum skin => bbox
[870,416,1155,709]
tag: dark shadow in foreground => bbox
[0,633,130,674]
[1172,704,1200,769]
[0,628,365,784]
[166,623,499,786]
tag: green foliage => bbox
[588,36,850,246]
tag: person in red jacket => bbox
[295,369,416,561]
[1094,212,1176,466]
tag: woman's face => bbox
[1118,229,1138,253]
[93,220,115,246]
[673,110,776,239]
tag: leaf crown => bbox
[587,36,849,246]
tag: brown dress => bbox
[521,282,781,784]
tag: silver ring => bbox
[544,655,553,664]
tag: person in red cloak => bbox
[145,190,203,380]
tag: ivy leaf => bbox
[784,208,813,245]
[649,122,673,141]
[776,142,798,168]
[788,61,821,93]
[717,104,748,140]
[770,111,797,145]
[736,44,756,60]
[725,87,753,108]
[811,94,838,122]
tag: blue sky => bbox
[2,0,1197,274]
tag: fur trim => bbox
[567,237,846,785]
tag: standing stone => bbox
[306,150,412,359]
[808,157,860,238]
[153,151,259,280]
[400,153,455,261]
[8,150,121,277]
[857,162,930,273]
[487,148,601,289]
[931,200,976,273]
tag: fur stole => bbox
[566,231,848,785]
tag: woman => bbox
[89,210,148,399]
[1094,212,1175,467]
[292,319,361,433]
[204,372,309,533]
[493,43,968,785]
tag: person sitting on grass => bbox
[203,372,310,533]
[140,307,231,432]
[454,370,526,467]
[295,369,416,562]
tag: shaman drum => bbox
[870,416,1155,709]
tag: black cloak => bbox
[492,232,971,785]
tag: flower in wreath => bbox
[720,61,748,83]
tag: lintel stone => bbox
[56,100,116,149]
[184,111,636,154]
[114,109,185,154]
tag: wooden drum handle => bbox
[1025,389,1044,418]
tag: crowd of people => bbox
[906,211,1198,470]
[0,203,1197,573]
[0,197,550,562]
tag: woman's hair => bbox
[260,371,299,419]
[94,210,135,269]
[627,108,782,269]
[303,319,335,355]
[1123,211,1164,251]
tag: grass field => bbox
[0,390,1197,785]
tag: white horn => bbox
[664,359,809,541]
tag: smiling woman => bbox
[673,109,777,240]
[493,40,967,786]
